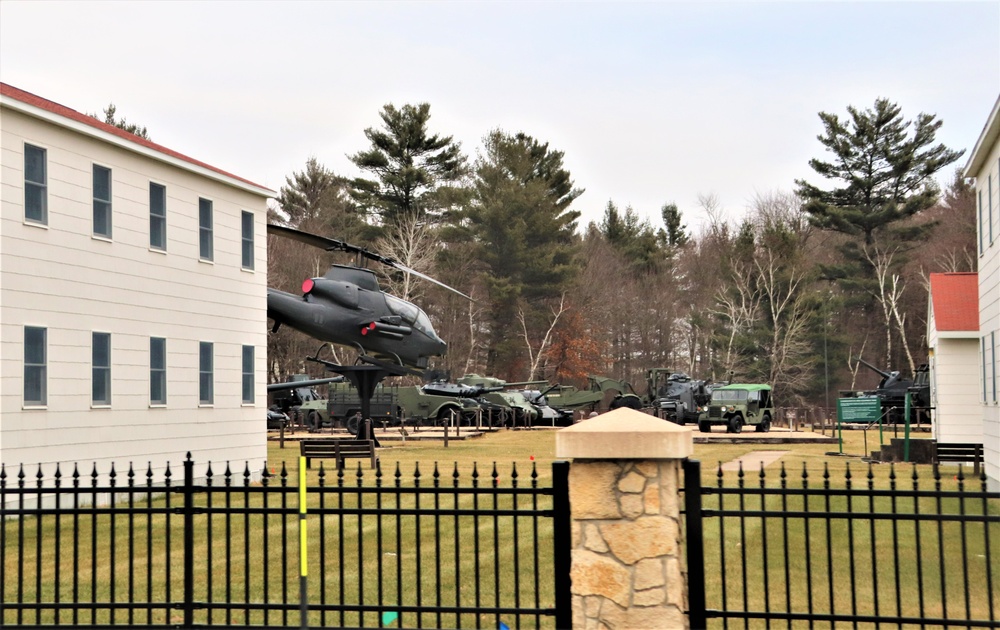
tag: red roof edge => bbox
[929,272,979,332]
[1,83,273,195]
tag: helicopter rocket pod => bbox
[267,225,465,370]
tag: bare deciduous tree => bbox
[373,213,439,302]
[518,293,568,381]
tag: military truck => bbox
[298,381,400,433]
[701,384,774,434]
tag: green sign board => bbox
[837,397,881,423]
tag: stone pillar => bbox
[555,408,693,629]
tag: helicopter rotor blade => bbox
[267,224,353,252]
[269,223,473,301]
[386,259,474,302]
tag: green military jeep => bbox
[700,384,774,434]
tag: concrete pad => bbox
[719,450,788,472]
[692,427,837,444]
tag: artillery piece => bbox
[853,357,930,425]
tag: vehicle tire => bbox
[698,421,711,433]
[346,415,360,435]
[307,411,321,432]
[437,408,457,426]
[729,415,743,434]
[761,415,771,433]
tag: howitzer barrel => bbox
[854,357,892,380]
[268,376,345,391]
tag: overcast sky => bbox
[2,1,998,234]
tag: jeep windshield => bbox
[712,390,748,402]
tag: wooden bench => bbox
[300,438,379,470]
[935,442,983,476]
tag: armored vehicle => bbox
[396,385,483,426]
[517,387,575,426]
[701,384,774,434]
[481,390,539,427]
[853,358,931,425]
[540,383,601,413]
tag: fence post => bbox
[183,453,195,628]
[552,460,573,628]
[555,408,694,629]
[683,459,706,629]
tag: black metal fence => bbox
[684,458,1000,628]
[1,455,571,629]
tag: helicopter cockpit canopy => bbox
[385,293,438,339]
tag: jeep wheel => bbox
[346,415,360,435]
[698,421,711,433]
[729,416,743,434]
[760,415,771,433]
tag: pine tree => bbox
[795,98,963,370]
[90,103,150,139]
[456,130,583,376]
[349,103,466,229]
[795,98,963,246]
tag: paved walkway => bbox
[719,450,789,472]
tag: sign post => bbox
[836,397,882,455]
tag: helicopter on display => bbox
[266,224,471,371]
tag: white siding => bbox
[931,339,984,443]
[967,98,1000,492]
[0,107,270,481]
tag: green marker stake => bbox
[381,610,399,625]
[903,392,911,462]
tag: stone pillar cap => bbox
[556,408,693,460]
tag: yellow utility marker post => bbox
[299,456,308,629]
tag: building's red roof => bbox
[0,83,272,194]
[929,272,979,332]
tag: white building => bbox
[927,272,981,444]
[962,94,1000,492]
[0,83,273,482]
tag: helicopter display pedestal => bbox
[318,364,409,448]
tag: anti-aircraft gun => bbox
[853,357,931,425]
[650,371,714,425]
[606,369,714,423]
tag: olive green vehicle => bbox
[297,382,398,433]
[297,381,487,431]
[701,384,774,434]
[395,386,482,426]
[482,390,539,427]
